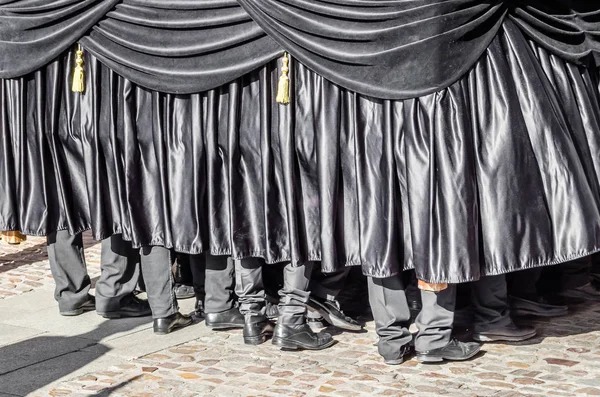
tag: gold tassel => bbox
[72,44,85,93]
[1,231,27,245]
[276,52,290,105]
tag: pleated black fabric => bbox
[2,1,600,98]
[3,20,600,281]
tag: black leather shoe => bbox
[509,296,568,317]
[60,295,96,316]
[97,296,152,319]
[272,323,335,350]
[244,319,275,345]
[472,323,537,342]
[383,343,414,366]
[205,307,244,330]
[307,296,363,331]
[174,284,195,300]
[153,312,193,335]
[417,339,481,363]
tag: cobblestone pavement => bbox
[0,234,101,299]
[2,236,600,396]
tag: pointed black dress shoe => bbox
[60,294,96,317]
[416,339,481,363]
[272,323,335,350]
[153,312,193,335]
[97,296,152,319]
[307,296,363,331]
[205,307,245,330]
[244,319,275,345]
[472,323,537,342]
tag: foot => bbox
[509,296,568,317]
[272,323,335,350]
[307,296,363,331]
[153,312,193,335]
[97,296,152,319]
[60,295,96,317]
[243,318,275,345]
[174,284,195,300]
[205,307,244,330]
[416,339,481,363]
[383,343,414,366]
[472,323,537,342]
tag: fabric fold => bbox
[3,19,600,282]
[2,1,600,97]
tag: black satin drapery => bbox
[3,20,600,281]
[2,1,600,98]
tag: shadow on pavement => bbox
[0,316,151,396]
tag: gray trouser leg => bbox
[310,265,351,301]
[95,234,140,312]
[204,255,236,314]
[471,275,512,333]
[415,285,456,352]
[235,258,266,321]
[278,262,314,325]
[367,276,413,361]
[47,231,91,312]
[140,246,178,319]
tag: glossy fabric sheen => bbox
[1,1,600,98]
[3,20,600,282]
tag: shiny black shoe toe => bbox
[153,312,193,335]
[417,339,481,363]
[205,307,244,330]
[272,323,335,350]
[243,319,275,345]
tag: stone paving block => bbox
[0,289,57,320]
[0,324,46,347]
